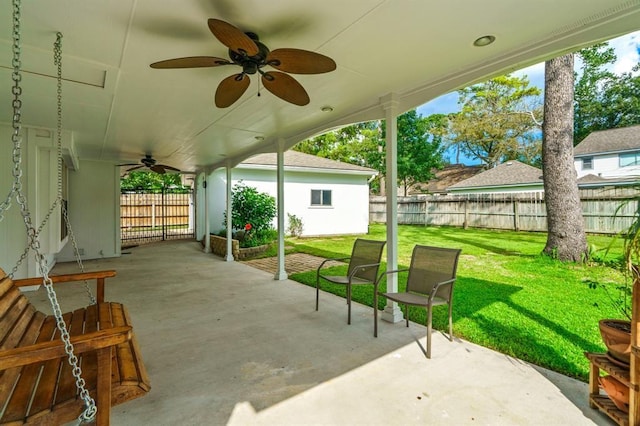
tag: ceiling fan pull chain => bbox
[258,76,261,97]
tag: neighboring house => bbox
[409,164,484,194]
[207,151,377,237]
[447,161,544,194]
[574,125,640,180]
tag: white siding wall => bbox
[208,167,371,237]
[57,160,120,262]
[0,124,29,278]
[0,123,86,278]
[575,153,620,178]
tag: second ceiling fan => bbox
[150,18,336,108]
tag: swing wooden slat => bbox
[3,312,48,422]
[27,312,71,418]
[0,268,150,425]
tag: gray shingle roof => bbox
[448,160,542,189]
[574,125,640,156]
[240,151,377,174]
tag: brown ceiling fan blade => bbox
[160,164,181,172]
[150,165,167,174]
[261,71,310,106]
[215,73,250,108]
[150,56,231,69]
[267,49,336,74]
[207,18,259,56]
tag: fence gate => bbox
[120,188,194,247]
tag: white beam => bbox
[274,140,288,280]
[202,170,211,254]
[225,164,234,262]
[381,93,403,323]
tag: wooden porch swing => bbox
[0,3,149,424]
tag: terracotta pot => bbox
[599,375,629,412]
[599,319,631,366]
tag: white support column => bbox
[381,93,403,323]
[225,163,234,262]
[203,170,211,254]
[274,140,288,280]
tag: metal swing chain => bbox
[8,34,97,306]
[0,0,24,221]
[53,33,96,304]
[6,1,97,423]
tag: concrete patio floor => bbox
[31,239,612,425]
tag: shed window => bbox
[311,189,332,206]
[582,157,593,170]
[620,152,640,167]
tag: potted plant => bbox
[598,199,640,367]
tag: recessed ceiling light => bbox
[473,35,496,47]
[254,136,265,141]
[321,106,334,112]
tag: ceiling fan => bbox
[150,18,336,108]
[120,155,180,175]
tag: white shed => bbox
[207,151,377,237]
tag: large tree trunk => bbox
[542,54,588,262]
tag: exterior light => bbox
[473,35,496,47]
[321,106,334,112]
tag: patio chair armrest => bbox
[316,256,350,272]
[429,278,456,300]
[347,262,381,280]
[374,268,409,286]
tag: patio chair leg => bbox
[347,284,351,324]
[426,307,433,359]
[374,292,378,337]
[405,305,409,327]
[448,302,453,341]
[316,278,320,311]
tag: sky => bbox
[416,30,640,165]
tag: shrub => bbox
[287,213,304,237]
[223,182,277,248]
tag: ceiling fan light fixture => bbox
[151,18,337,108]
[321,106,334,112]
[473,35,496,47]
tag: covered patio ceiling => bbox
[1,1,639,173]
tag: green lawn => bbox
[282,224,628,382]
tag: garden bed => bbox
[209,235,269,260]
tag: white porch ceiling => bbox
[1,0,639,173]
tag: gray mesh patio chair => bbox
[316,238,386,328]
[375,245,461,358]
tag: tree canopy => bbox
[294,109,446,195]
[120,171,190,192]
[574,42,640,145]
[447,74,542,168]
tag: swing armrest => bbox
[0,325,132,370]
[13,270,117,303]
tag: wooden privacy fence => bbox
[370,186,640,234]
[121,189,194,246]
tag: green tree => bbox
[574,43,640,144]
[295,110,445,195]
[294,121,382,168]
[380,111,446,195]
[448,74,542,168]
[120,171,188,192]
